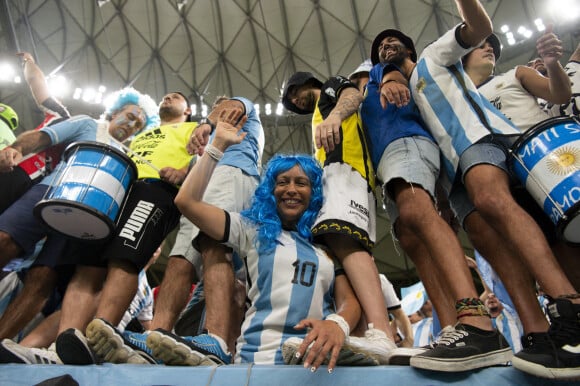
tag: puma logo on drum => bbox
[119,200,156,242]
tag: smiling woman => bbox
[165,115,369,371]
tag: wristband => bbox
[379,79,397,89]
[205,144,223,162]
[325,313,350,341]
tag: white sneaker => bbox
[0,339,62,364]
[282,336,378,366]
[344,326,397,365]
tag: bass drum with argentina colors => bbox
[34,141,137,241]
[510,116,580,244]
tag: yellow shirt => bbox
[129,121,196,181]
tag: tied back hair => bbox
[241,154,323,253]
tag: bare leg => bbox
[0,232,23,269]
[465,211,550,333]
[21,310,61,348]
[464,165,578,303]
[397,224,456,327]
[94,259,139,326]
[0,266,56,339]
[58,266,105,334]
[552,242,580,290]
[393,182,491,330]
[201,239,234,349]
[324,234,391,337]
[149,256,195,330]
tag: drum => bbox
[510,116,580,244]
[34,141,137,241]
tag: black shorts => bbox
[0,167,36,214]
[97,179,181,271]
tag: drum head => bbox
[34,199,114,241]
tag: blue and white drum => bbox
[510,116,580,244]
[34,141,137,241]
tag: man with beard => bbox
[0,91,189,365]
[281,72,399,365]
[360,29,509,371]
[81,95,263,368]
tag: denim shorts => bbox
[376,136,440,222]
[450,141,510,226]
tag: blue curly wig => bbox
[241,154,324,253]
[103,87,160,133]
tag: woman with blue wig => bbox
[145,110,371,372]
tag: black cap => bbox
[486,33,502,61]
[371,29,417,65]
[282,72,323,115]
[462,33,502,66]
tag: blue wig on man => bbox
[241,154,323,252]
[103,87,160,133]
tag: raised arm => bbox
[175,110,247,240]
[517,26,571,104]
[17,52,51,107]
[456,0,493,48]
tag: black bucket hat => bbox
[282,72,323,115]
[371,29,417,65]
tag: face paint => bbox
[109,105,146,141]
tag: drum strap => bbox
[449,65,495,134]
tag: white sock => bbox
[208,332,230,354]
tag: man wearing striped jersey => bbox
[410,0,580,379]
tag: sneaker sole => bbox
[410,347,513,372]
[146,331,218,366]
[342,341,391,365]
[388,348,429,366]
[86,319,149,365]
[512,355,580,381]
[0,342,29,364]
[56,329,98,365]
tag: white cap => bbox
[348,58,373,79]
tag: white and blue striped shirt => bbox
[492,309,523,353]
[410,24,519,187]
[226,213,337,365]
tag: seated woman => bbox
[149,111,373,372]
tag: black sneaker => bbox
[85,318,158,364]
[55,328,99,365]
[410,323,513,372]
[512,298,580,380]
